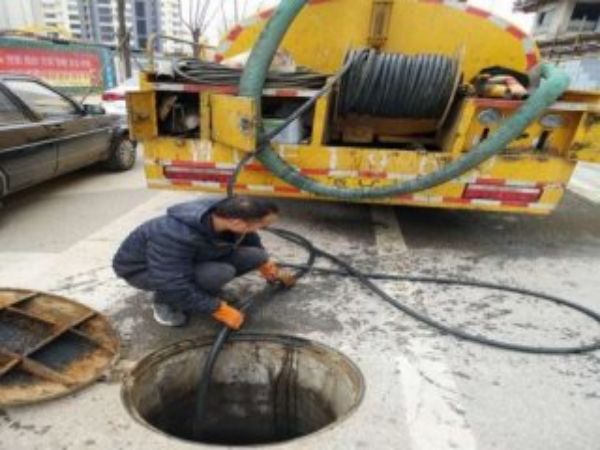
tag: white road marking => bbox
[371,205,477,450]
[398,353,478,450]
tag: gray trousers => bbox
[126,246,268,302]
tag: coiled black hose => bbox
[270,228,600,355]
[195,227,600,432]
[338,49,459,119]
[172,57,328,89]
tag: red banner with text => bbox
[0,47,102,87]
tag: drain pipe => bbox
[238,0,571,200]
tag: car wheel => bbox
[104,135,137,171]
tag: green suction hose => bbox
[238,0,571,200]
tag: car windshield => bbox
[5,79,78,118]
[0,88,29,125]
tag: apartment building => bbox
[0,0,189,53]
[515,0,600,89]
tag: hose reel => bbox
[338,48,461,120]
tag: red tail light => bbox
[463,184,542,204]
[164,165,232,183]
[101,92,125,102]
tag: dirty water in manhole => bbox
[122,334,364,446]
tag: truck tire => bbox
[104,135,137,171]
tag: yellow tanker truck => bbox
[127,0,600,214]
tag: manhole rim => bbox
[121,332,366,448]
[0,287,121,408]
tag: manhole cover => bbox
[123,334,364,446]
[0,288,119,406]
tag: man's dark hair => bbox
[213,196,279,221]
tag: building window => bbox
[537,11,546,26]
[136,20,147,34]
[536,8,556,30]
[135,2,146,16]
[569,3,600,32]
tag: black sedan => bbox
[0,74,136,198]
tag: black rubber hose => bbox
[226,151,255,198]
[193,229,316,435]
[269,228,600,355]
[226,56,354,197]
[172,58,328,89]
[194,225,600,432]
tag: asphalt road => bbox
[0,159,598,450]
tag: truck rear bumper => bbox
[142,139,576,215]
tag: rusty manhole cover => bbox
[0,288,119,406]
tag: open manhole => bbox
[0,288,119,406]
[122,334,364,446]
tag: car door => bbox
[3,79,115,175]
[0,84,58,196]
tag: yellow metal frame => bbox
[138,91,590,215]
[126,91,157,140]
[570,112,600,163]
[210,95,258,151]
[142,138,573,215]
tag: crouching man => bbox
[112,196,296,328]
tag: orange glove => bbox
[211,301,244,330]
[259,261,297,287]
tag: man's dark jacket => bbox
[112,198,263,313]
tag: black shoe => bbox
[152,302,187,327]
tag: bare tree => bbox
[220,1,228,36]
[180,0,225,58]
[181,0,265,56]
[116,0,131,78]
[217,0,260,37]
